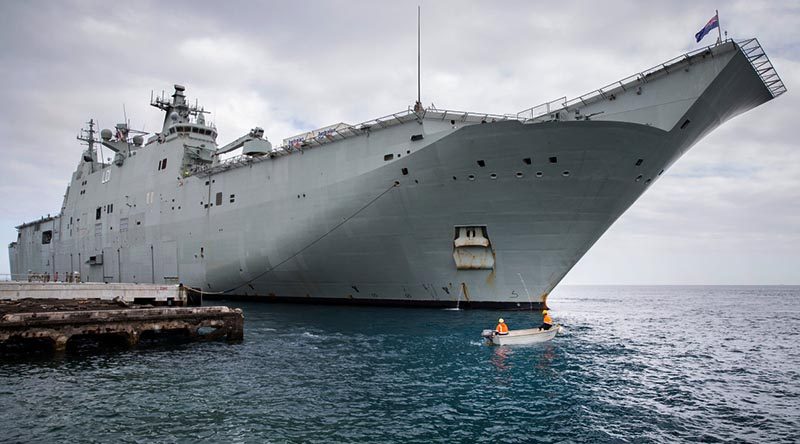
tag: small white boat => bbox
[481,325,561,345]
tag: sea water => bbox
[1,286,798,443]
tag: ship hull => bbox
[8,41,780,308]
[197,44,775,308]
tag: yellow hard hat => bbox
[498,318,504,323]
[542,310,548,314]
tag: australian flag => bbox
[695,14,719,43]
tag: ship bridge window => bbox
[169,128,176,134]
[191,127,199,133]
[41,230,52,245]
[384,154,394,161]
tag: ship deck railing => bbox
[516,38,785,121]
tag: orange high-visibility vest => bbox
[496,323,508,333]
[543,314,553,325]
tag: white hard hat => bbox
[498,318,504,323]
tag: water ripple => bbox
[1,286,798,443]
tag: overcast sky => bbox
[0,0,797,284]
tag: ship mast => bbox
[151,84,209,134]
[414,6,423,113]
[76,118,100,172]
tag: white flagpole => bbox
[716,9,722,43]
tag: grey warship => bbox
[8,39,785,308]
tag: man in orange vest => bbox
[495,318,509,335]
[540,310,553,330]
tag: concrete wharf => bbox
[0,281,200,306]
[0,282,242,354]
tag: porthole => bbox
[515,172,523,178]
[562,171,570,177]
[490,173,497,180]
[401,168,409,176]
[635,158,643,167]
[536,171,543,178]
[452,176,457,181]
[645,178,652,184]
[468,174,476,181]
[635,175,643,182]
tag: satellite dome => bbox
[100,129,113,140]
[132,135,144,146]
[169,112,179,122]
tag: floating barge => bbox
[0,282,242,354]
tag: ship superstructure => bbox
[9,39,785,308]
